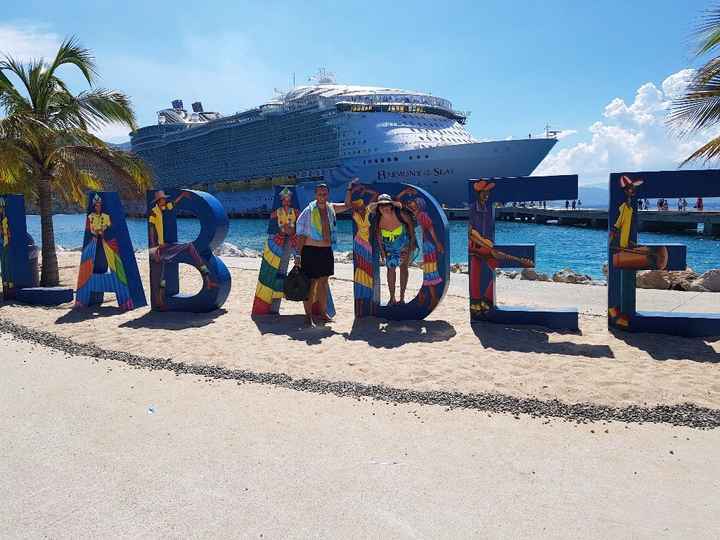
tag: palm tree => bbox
[669,7,720,164]
[0,37,151,286]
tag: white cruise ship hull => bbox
[211,137,556,214]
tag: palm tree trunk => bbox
[38,173,60,286]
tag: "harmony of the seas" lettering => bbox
[377,167,454,181]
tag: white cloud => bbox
[90,122,132,143]
[0,23,60,61]
[535,68,718,184]
[555,129,578,140]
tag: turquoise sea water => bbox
[27,214,719,279]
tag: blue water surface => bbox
[27,214,719,279]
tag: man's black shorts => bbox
[301,245,334,279]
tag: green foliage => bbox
[669,6,720,164]
[0,36,152,204]
[0,36,152,285]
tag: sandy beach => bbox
[1,252,718,410]
[2,333,720,538]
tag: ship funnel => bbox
[171,99,184,110]
[191,101,204,113]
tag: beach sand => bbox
[1,252,719,408]
[4,333,719,538]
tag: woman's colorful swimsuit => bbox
[381,224,409,268]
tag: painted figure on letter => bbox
[349,183,379,315]
[148,190,218,310]
[0,197,13,296]
[469,180,532,317]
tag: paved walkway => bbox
[2,334,719,539]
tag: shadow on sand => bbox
[118,309,228,330]
[610,329,720,363]
[252,314,341,345]
[55,305,127,323]
[472,321,615,359]
[342,317,456,349]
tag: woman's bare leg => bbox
[387,267,397,304]
[400,263,409,303]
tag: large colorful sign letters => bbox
[469,175,579,330]
[608,170,720,336]
[349,182,450,320]
[147,189,231,312]
[0,194,73,306]
[74,192,146,310]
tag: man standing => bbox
[295,183,352,326]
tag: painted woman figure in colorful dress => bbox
[75,194,134,309]
[348,182,378,315]
[396,187,445,309]
[270,187,298,252]
[0,197,13,296]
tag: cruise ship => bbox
[130,71,557,213]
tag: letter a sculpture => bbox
[75,192,146,310]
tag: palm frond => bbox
[681,134,720,165]
[76,88,137,130]
[51,160,102,205]
[45,36,97,86]
[58,144,152,199]
[694,6,720,56]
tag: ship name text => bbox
[377,167,454,181]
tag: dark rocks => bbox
[635,268,720,292]
[636,270,673,290]
[520,268,551,282]
[553,268,592,285]
[692,269,720,292]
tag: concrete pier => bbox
[489,207,720,236]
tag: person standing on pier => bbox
[296,182,352,326]
[565,200,569,210]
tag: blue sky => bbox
[2,0,716,183]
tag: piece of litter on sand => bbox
[147,405,157,415]
[369,460,400,465]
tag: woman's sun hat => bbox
[377,193,394,205]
